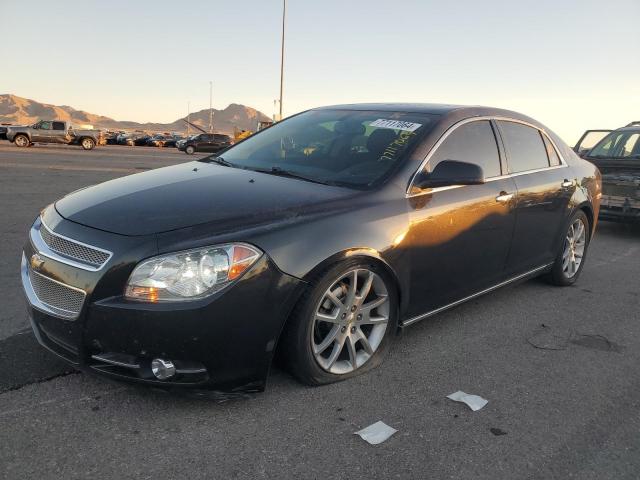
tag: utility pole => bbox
[209,81,213,133]
[187,101,191,136]
[278,0,286,121]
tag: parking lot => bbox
[0,143,638,479]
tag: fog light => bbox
[151,358,176,380]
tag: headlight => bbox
[125,243,262,302]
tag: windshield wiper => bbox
[250,166,335,186]
[200,156,234,167]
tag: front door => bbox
[406,119,517,317]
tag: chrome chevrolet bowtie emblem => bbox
[30,253,45,270]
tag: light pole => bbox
[209,81,213,133]
[187,101,191,136]
[278,0,286,121]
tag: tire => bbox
[549,210,590,286]
[14,135,29,147]
[281,259,398,386]
[80,137,95,150]
[185,145,195,155]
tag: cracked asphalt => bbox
[0,143,638,479]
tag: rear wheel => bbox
[185,145,195,155]
[14,135,29,147]
[549,210,590,286]
[80,137,95,150]
[281,260,398,385]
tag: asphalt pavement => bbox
[0,143,638,479]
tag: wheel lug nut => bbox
[341,326,346,333]
[351,306,357,312]
[357,314,362,320]
[350,326,356,333]
[341,313,346,319]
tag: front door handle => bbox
[495,192,514,203]
[561,179,574,188]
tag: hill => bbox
[0,94,270,134]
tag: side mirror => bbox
[414,160,485,189]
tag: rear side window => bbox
[427,120,501,178]
[542,134,561,166]
[52,122,65,131]
[498,121,549,173]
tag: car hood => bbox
[55,161,358,236]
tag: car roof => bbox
[311,103,550,132]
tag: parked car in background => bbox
[178,133,233,154]
[6,120,103,150]
[575,121,640,223]
[0,123,16,141]
[20,104,600,392]
[104,131,123,145]
[146,134,174,147]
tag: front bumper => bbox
[21,213,303,392]
[599,195,640,223]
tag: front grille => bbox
[40,223,111,268]
[29,268,86,319]
[603,184,640,199]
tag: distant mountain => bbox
[0,94,271,134]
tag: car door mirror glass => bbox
[414,160,485,189]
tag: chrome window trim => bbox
[401,263,553,327]
[406,115,569,197]
[32,218,113,272]
[20,252,87,320]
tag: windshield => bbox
[588,130,640,159]
[212,109,438,188]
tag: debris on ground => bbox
[527,324,623,352]
[354,421,398,445]
[527,324,571,350]
[446,391,488,411]
[490,428,507,436]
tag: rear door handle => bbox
[495,192,514,203]
[562,179,574,188]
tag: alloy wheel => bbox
[562,218,586,278]
[311,268,390,375]
[15,136,28,147]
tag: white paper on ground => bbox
[446,391,488,411]
[354,421,398,445]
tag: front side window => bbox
[38,121,52,130]
[426,120,501,178]
[498,121,549,173]
[589,130,640,159]
[218,109,438,188]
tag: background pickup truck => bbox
[575,122,640,223]
[6,120,104,150]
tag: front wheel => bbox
[80,137,95,150]
[549,210,590,286]
[14,135,29,147]
[185,145,195,155]
[281,260,398,385]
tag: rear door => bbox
[497,121,574,275]
[51,122,67,143]
[405,119,518,317]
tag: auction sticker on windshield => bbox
[369,119,422,132]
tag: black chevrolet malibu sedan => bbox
[21,104,601,392]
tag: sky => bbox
[1,0,639,143]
